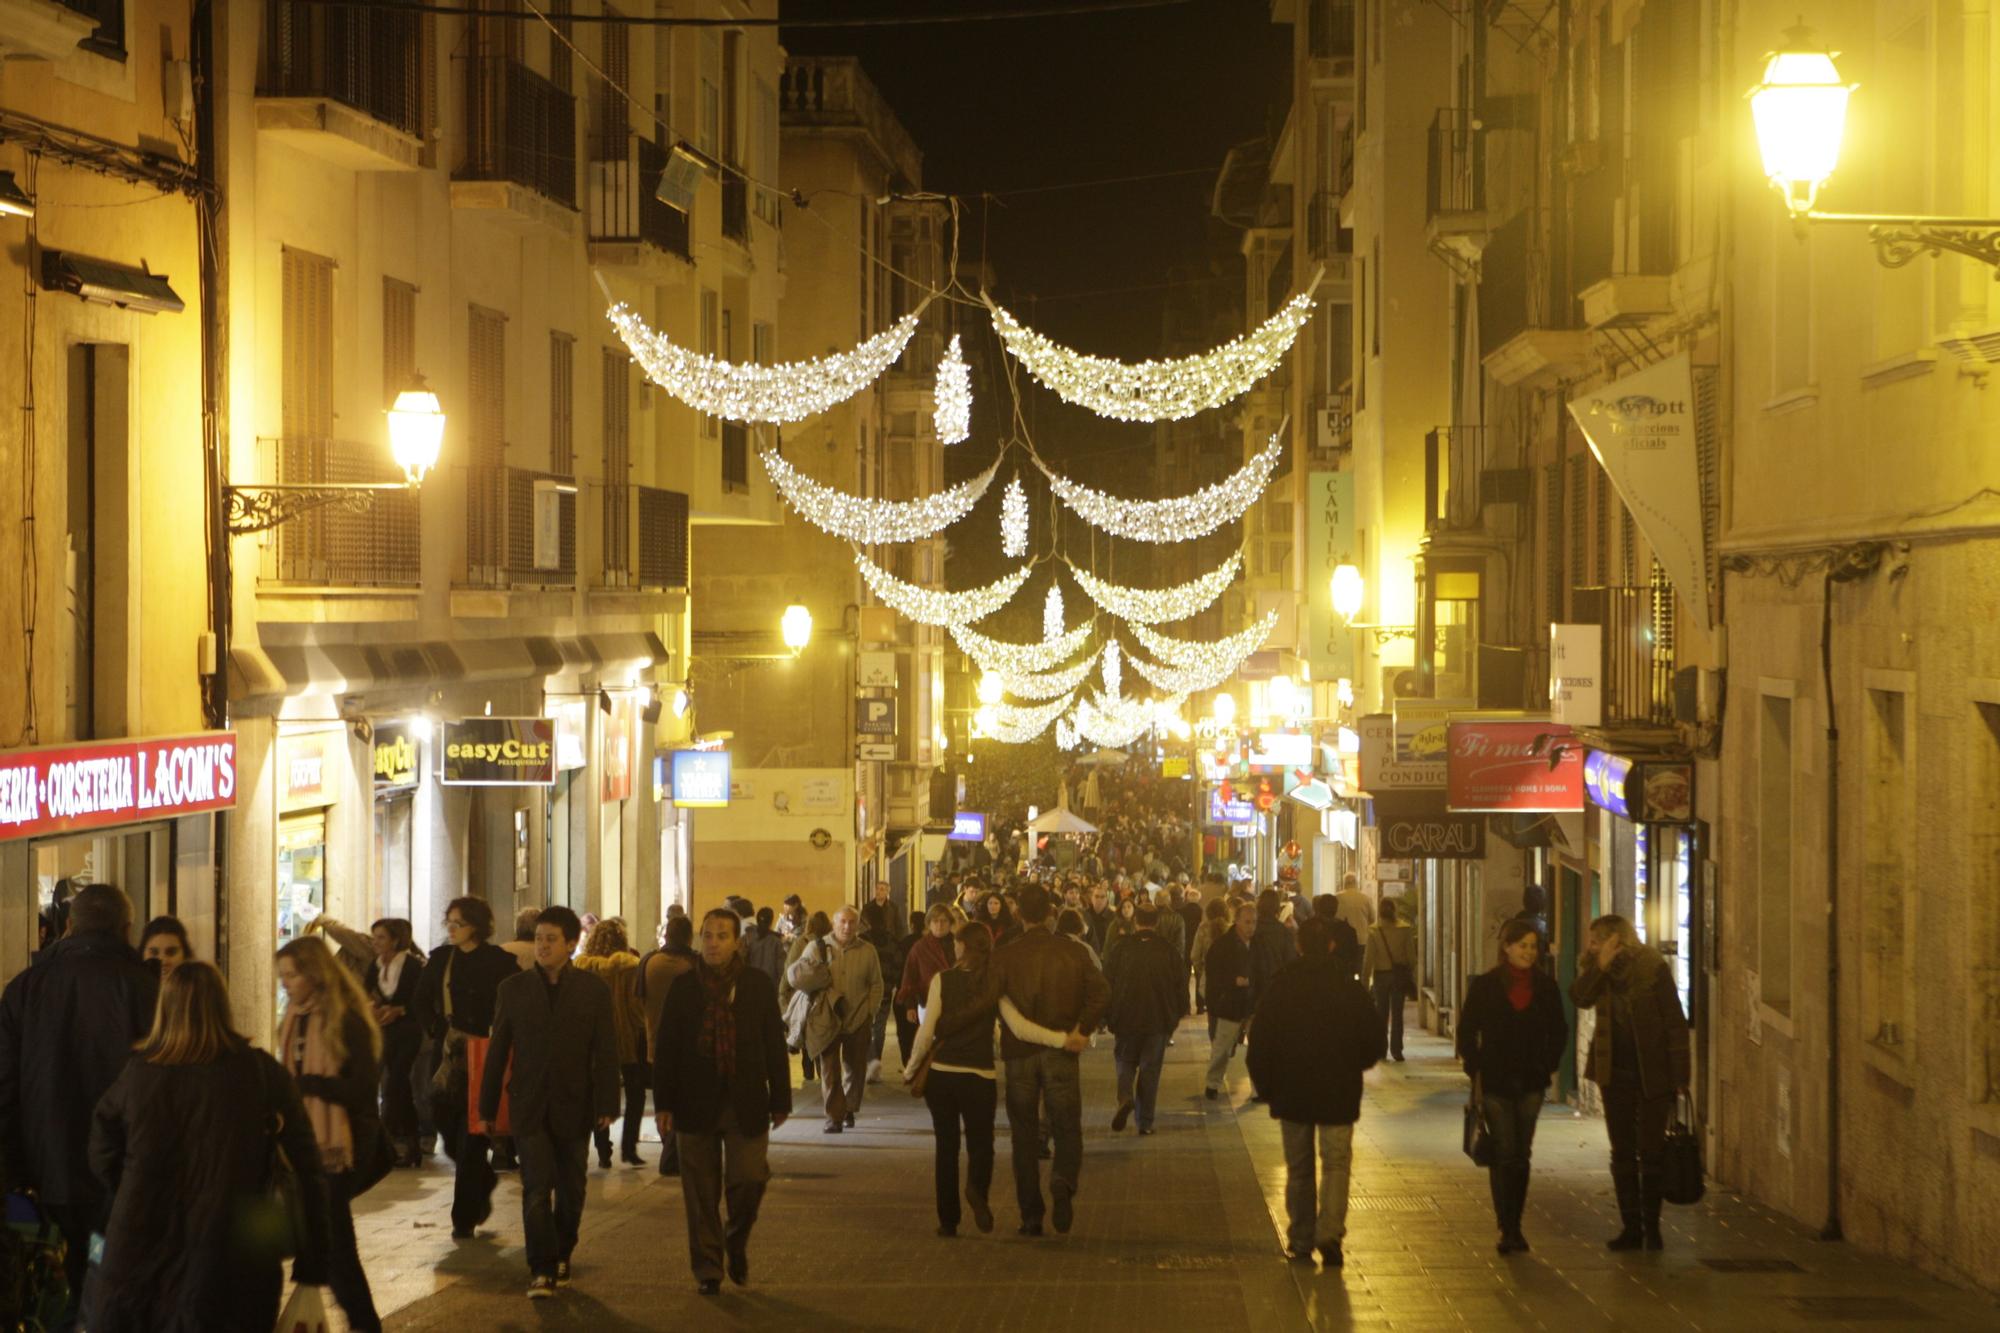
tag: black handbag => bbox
[1462,1078,1491,1166]
[1661,1094,1705,1205]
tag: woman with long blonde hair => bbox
[89,962,332,1331]
[573,916,649,1168]
[277,934,386,1332]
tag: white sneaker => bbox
[866,1058,883,1084]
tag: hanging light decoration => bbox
[1000,475,1029,559]
[1127,650,1244,697]
[986,291,1315,422]
[1130,609,1280,672]
[607,303,923,424]
[761,450,997,543]
[1055,717,1080,752]
[1074,690,1183,749]
[1043,585,1066,643]
[855,548,1030,627]
[952,621,1093,675]
[991,658,1093,701]
[1039,432,1285,542]
[982,692,1075,744]
[932,333,972,444]
[1068,551,1242,624]
[1100,639,1122,698]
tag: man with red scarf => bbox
[653,907,792,1296]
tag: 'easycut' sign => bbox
[440,718,557,786]
[1444,720,1585,813]
[0,732,238,841]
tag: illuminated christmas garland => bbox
[1055,717,1080,751]
[1127,650,1241,696]
[933,334,971,444]
[987,292,1315,422]
[982,692,1074,744]
[1039,432,1285,542]
[952,621,1094,674]
[1067,551,1242,624]
[761,450,998,543]
[993,658,1093,701]
[608,303,922,424]
[1043,586,1066,643]
[1000,476,1029,559]
[1074,689,1183,749]
[855,548,1030,626]
[1100,640,1122,698]
[1129,609,1279,671]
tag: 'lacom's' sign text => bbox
[1444,720,1585,813]
[0,733,238,841]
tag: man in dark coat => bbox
[0,883,157,1327]
[1203,902,1258,1099]
[1102,904,1188,1135]
[481,906,620,1299]
[654,908,791,1295]
[1248,888,1299,1010]
[413,896,519,1238]
[1246,917,1385,1269]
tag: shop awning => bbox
[229,631,670,708]
[1284,778,1338,811]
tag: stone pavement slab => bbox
[313,1014,2000,1331]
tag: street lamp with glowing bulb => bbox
[1331,563,1365,623]
[386,376,446,484]
[780,603,813,653]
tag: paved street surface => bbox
[334,1020,1999,1331]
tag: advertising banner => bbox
[1306,470,1357,684]
[371,723,419,790]
[1549,624,1603,727]
[1356,713,1445,791]
[669,749,731,808]
[1445,720,1585,812]
[948,812,988,842]
[0,732,238,842]
[1584,751,1695,823]
[1380,810,1487,859]
[602,696,635,802]
[1567,352,1712,629]
[440,718,557,786]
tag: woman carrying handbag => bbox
[89,962,332,1332]
[1455,920,1568,1254]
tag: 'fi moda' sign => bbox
[1445,720,1585,813]
[1549,624,1603,727]
[440,718,556,786]
[1567,352,1711,630]
[1305,470,1357,685]
[0,733,237,842]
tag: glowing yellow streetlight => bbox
[780,603,813,653]
[386,376,446,484]
[1330,563,1365,623]
[1212,692,1236,727]
[1748,28,1854,216]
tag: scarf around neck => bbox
[697,954,745,1078]
[279,998,355,1172]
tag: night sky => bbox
[780,0,1284,360]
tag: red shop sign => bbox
[1444,720,1584,813]
[0,732,238,842]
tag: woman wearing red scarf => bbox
[1456,920,1568,1256]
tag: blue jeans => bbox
[1481,1088,1543,1233]
[1004,1049,1082,1223]
[1370,970,1405,1057]
[1113,1031,1169,1130]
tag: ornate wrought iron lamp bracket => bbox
[223,483,411,536]
[1806,213,2000,277]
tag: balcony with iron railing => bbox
[458,56,577,209]
[721,173,750,245]
[1305,190,1354,263]
[1424,426,1492,536]
[1426,107,1483,223]
[260,437,421,587]
[1572,583,1677,727]
[637,485,691,589]
[257,0,424,169]
[465,463,576,588]
[779,57,922,188]
[588,132,691,264]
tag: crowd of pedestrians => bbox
[0,768,1693,1322]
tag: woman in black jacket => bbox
[414,896,519,1238]
[90,961,331,1333]
[1456,920,1569,1255]
[278,934,386,1332]
[365,917,426,1167]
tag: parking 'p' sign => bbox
[857,698,897,736]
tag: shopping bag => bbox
[275,1282,330,1333]
[1661,1093,1705,1206]
[464,1035,513,1137]
[1462,1101,1491,1166]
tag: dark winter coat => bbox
[89,1044,332,1333]
[1456,968,1569,1097]
[1248,918,1299,1010]
[652,963,791,1137]
[0,931,157,1207]
[413,940,517,1040]
[1103,931,1189,1037]
[1570,943,1691,1098]
[1245,954,1385,1125]
[481,964,621,1139]
[1205,931,1256,1022]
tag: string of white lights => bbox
[1129,609,1279,671]
[1100,639,1122,697]
[1055,717,1080,751]
[1074,689,1182,749]
[952,621,1094,674]
[1126,650,1242,696]
[1043,586,1066,643]
[607,303,923,425]
[1038,432,1285,542]
[933,334,971,444]
[855,548,1030,626]
[1000,475,1029,558]
[993,658,1093,700]
[1067,551,1242,624]
[980,692,1075,744]
[986,291,1315,422]
[761,450,998,543]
